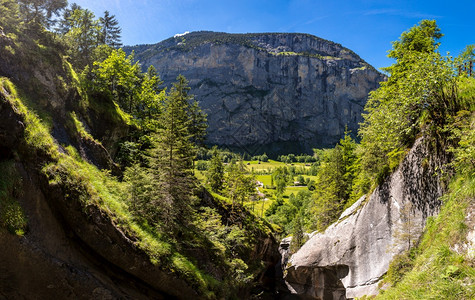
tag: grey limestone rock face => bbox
[126,32,385,154]
[285,138,446,299]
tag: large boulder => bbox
[285,138,447,299]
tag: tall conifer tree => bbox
[148,75,206,231]
[99,10,121,48]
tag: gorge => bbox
[0,7,474,299]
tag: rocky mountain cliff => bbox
[126,31,385,154]
[283,137,448,299]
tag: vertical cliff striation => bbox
[126,32,385,154]
[284,138,448,299]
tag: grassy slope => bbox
[375,176,475,299]
[373,79,475,299]
[0,77,220,298]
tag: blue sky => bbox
[73,0,474,71]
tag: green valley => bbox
[0,1,474,299]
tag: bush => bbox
[384,250,416,286]
[196,160,209,171]
[0,160,27,236]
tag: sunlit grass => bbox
[1,77,216,295]
[69,111,95,141]
[377,175,475,299]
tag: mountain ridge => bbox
[125,31,386,155]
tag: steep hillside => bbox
[0,14,279,300]
[126,31,385,154]
[0,69,279,300]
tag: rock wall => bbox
[284,138,447,299]
[127,32,385,154]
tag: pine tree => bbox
[148,75,206,231]
[99,10,122,48]
[290,215,304,253]
[18,0,67,29]
[207,147,224,192]
[61,6,101,67]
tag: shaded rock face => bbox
[285,265,348,300]
[285,138,447,299]
[1,87,281,299]
[0,90,191,299]
[127,32,385,154]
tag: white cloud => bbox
[174,31,190,38]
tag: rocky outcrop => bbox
[285,138,447,299]
[126,32,385,154]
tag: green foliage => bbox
[290,215,305,253]
[252,153,269,162]
[272,166,291,196]
[123,163,160,224]
[387,19,443,61]
[0,160,27,236]
[378,87,475,299]
[377,175,475,299]
[355,20,463,195]
[69,111,95,141]
[0,0,22,34]
[42,147,219,296]
[206,147,225,192]
[0,77,59,159]
[18,0,67,29]
[266,190,313,235]
[115,141,142,167]
[193,206,252,288]
[142,75,206,232]
[312,132,357,231]
[55,4,122,69]
[196,160,209,171]
[99,10,121,48]
[225,161,256,207]
[384,249,417,287]
[447,110,475,178]
[90,49,141,113]
[61,5,101,68]
[1,7,278,297]
[2,77,216,294]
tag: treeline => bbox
[277,153,317,163]
[1,0,122,68]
